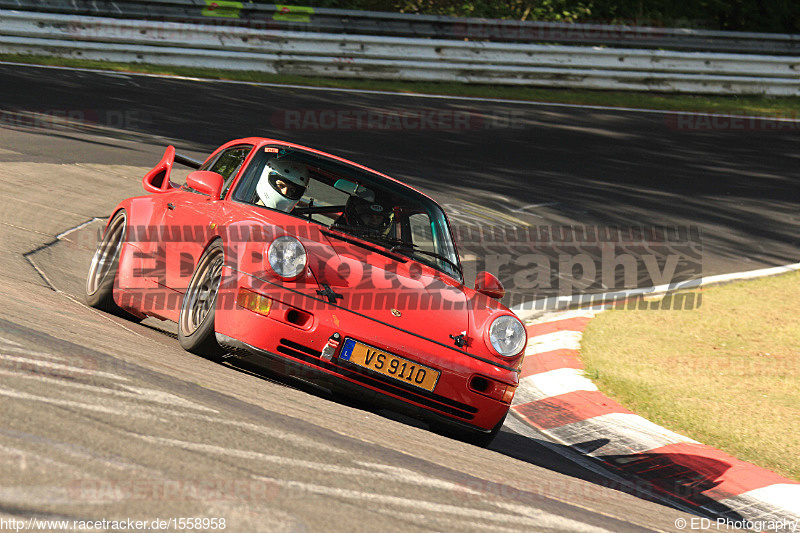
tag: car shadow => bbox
[598,450,749,520]
[215,352,744,522]
[494,429,747,523]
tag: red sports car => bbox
[86,138,526,445]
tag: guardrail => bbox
[1,11,799,95]
[3,0,800,55]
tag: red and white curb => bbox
[509,306,800,523]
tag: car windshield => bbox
[233,146,462,282]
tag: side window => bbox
[407,211,460,279]
[408,213,435,253]
[202,145,253,198]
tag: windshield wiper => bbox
[321,230,407,263]
[389,241,462,275]
[323,230,460,276]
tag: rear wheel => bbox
[178,240,226,360]
[85,211,139,320]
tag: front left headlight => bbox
[268,235,307,279]
[488,315,526,357]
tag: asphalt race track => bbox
[1,61,797,531]
[0,136,692,531]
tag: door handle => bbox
[167,203,176,210]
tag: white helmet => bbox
[256,158,309,212]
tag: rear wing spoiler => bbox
[142,146,203,193]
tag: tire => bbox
[444,412,507,448]
[178,240,226,360]
[85,211,139,320]
[463,413,506,448]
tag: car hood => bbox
[305,234,470,344]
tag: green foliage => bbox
[269,0,800,33]
[392,0,593,22]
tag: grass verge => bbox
[581,271,800,481]
[3,53,800,117]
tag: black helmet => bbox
[345,197,393,232]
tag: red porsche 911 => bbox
[86,138,526,445]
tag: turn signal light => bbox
[502,384,517,404]
[469,375,517,404]
[236,289,273,317]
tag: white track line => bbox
[257,476,611,532]
[0,369,216,412]
[545,413,698,456]
[56,217,103,240]
[526,309,599,324]
[526,330,583,354]
[367,508,524,533]
[0,348,66,361]
[0,385,224,422]
[513,368,598,403]
[135,435,481,493]
[0,386,150,419]
[0,335,23,347]
[718,485,800,521]
[0,354,126,380]
[173,412,345,454]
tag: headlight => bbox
[268,236,307,279]
[488,315,526,357]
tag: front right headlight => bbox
[488,315,526,357]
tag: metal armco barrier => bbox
[1,10,799,95]
[3,0,800,55]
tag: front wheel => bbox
[437,412,507,448]
[462,413,507,448]
[178,240,226,360]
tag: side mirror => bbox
[475,271,505,299]
[186,170,224,199]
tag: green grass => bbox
[581,271,800,481]
[4,53,800,116]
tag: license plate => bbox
[338,338,440,393]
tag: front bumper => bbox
[214,269,517,432]
[216,333,499,436]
